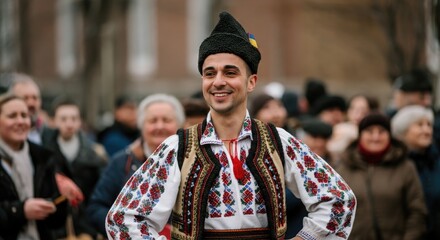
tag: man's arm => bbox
[105,135,181,239]
[278,128,356,240]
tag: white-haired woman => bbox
[391,105,440,239]
[87,94,185,236]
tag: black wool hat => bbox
[310,95,347,116]
[198,12,261,75]
[302,118,333,139]
[393,69,433,92]
[358,113,391,135]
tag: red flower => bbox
[314,169,329,183]
[140,182,149,195]
[306,180,318,196]
[128,200,140,209]
[156,166,168,180]
[304,155,316,170]
[287,146,296,160]
[113,212,125,226]
[326,218,338,232]
[166,150,175,165]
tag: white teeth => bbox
[214,93,228,97]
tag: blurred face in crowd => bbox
[347,96,370,125]
[319,108,345,126]
[403,118,432,151]
[115,102,138,129]
[359,125,390,153]
[255,99,287,128]
[394,90,432,109]
[54,105,82,141]
[142,102,180,151]
[303,134,329,158]
[202,53,256,117]
[11,82,41,124]
[0,98,31,150]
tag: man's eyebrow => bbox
[224,65,239,71]
[202,66,215,73]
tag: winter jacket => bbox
[408,144,440,239]
[43,130,107,237]
[336,139,427,240]
[0,141,67,240]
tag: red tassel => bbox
[232,156,244,180]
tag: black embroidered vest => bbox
[171,119,286,239]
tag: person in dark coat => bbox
[0,93,67,240]
[391,105,440,239]
[43,97,108,239]
[97,96,140,157]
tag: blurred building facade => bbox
[0,0,439,129]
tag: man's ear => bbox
[247,74,257,92]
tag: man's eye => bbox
[204,72,215,77]
[225,71,236,76]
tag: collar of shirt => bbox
[200,111,254,146]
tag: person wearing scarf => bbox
[336,112,427,240]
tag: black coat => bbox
[0,141,67,240]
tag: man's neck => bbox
[210,110,246,140]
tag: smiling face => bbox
[142,102,180,151]
[201,53,256,117]
[359,125,390,153]
[0,98,31,150]
[403,118,433,151]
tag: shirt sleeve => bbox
[278,128,357,240]
[105,135,181,239]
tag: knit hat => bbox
[249,93,275,117]
[358,113,391,135]
[301,118,333,139]
[310,95,347,116]
[304,78,327,107]
[393,69,433,92]
[198,12,261,74]
[391,105,434,138]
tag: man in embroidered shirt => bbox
[106,11,356,240]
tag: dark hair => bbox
[50,96,80,117]
[182,98,210,117]
[348,94,380,112]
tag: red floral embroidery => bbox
[337,180,348,191]
[296,161,305,174]
[149,183,163,200]
[113,212,125,226]
[305,180,318,196]
[304,155,316,170]
[165,149,174,164]
[331,202,345,216]
[287,146,296,160]
[156,166,168,181]
[140,182,149,195]
[326,218,339,232]
[314,169,329,183]
[128,200,140,209]
[140,224,149,235]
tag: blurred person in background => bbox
[300,78,328,116]
[88,93,185,237]
[97,95,139,157]
[181,97,210,128]
[250,93,295,134]
[0,93,67,240]
[43,96,108,239]
[296,118,334,165]
[391,105,440,239]
[309,94,347,126]
[328,94,379,163]
[8,73,84,215]
[336,113,427,239]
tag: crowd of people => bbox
[0,10,439,240]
